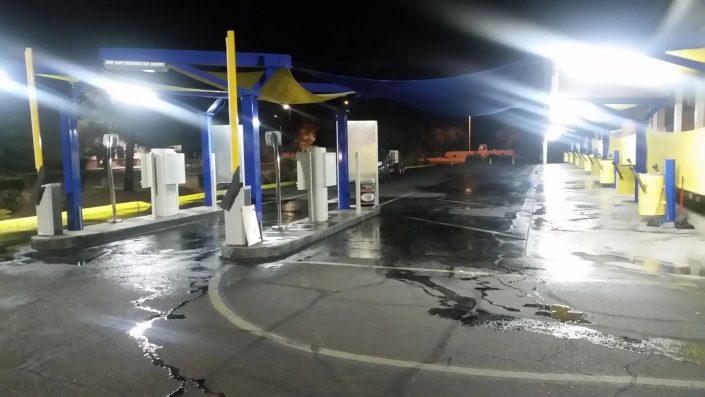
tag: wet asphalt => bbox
[1,164,705,396]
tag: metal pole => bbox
[665,159,676,223]
[355,152,361,215]
[106,141,118,223]
[274,142,283,229]
[613,150,620,189]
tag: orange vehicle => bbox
[422,144,515,165]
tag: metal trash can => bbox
[583,155,593,172]
[599,159,615,184]
[36,183,63,236]
[638,174,665,216]
[616,165,636,196]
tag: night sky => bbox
[1,0,684,76]
[0,0,698,164]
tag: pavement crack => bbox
[613,351,655,397]
[130,279,225,397]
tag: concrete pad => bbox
[221,208,380,261]
[30,207,221,251]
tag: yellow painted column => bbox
[226,30,240,173]
[24,48,43,172]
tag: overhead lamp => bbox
[103,60,169,73]
[344,100,349,105]
[105,82,159,107]
[546,125,565,141]
[546,44,681,89]
[282,104,290,110]
[0,70,11,90]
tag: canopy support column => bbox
[241,94,262,219]
[635,122,647,202]
[61,85,83,231]
[336,108,350,209]
[674,89,683,132]
[200,113,215,207]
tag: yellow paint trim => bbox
[24,48,43,172]
[0,182,297,235]
[666,48,705,63]
[226,30,240,174]
[36,73,79,83]
[169,64,227,90]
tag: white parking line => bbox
[209,265,705,389]
[295,260,492,277]
[262,194,305,205]
[406,216,524,240]
[380,190,417,206]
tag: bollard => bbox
[665,159,676,223]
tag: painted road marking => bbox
[405,216,525,240]
[295,260,493,277]
[380,190,417,206]
[209,265,705,389]
[436,198,502,208]
[262,193,306,205]
[287,260,683,288]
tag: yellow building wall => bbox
[647,129,705,195]
[608,134,636,164]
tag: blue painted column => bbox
[613,150,620,189]
[586,133,592,154]
[635,122,647,202]
[200,113,214,207]
[665,159,677,222]
[336,108,350,209]
[241,95,262,218]
[602,132,609,159]
[60,85,83,230]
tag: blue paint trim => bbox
[635,122,647,202]
[602,132,609,158]
[99,48,292,68]
[336,109,350,209]
[61,87,83,231]
[652,53,705,73]
[201,114,214,207]
[613,150,620,189]
[207,98,226,116]
[664,159,677,223]
[241,95,262,218]
[171,63,228,88]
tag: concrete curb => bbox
[221,208,381,261]
[31,207,222,251]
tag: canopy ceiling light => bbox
[0,70,12,90]
[103,60,169,73]
[105,81,159,107]
[546,44,683,89]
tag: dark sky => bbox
[0,0,686,78]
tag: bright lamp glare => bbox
[549,98,599,125]
[282,104,290,110]
[106,82,158,107]
[546,125,564,141]
[547,44,681,88]
[0,70,11,89]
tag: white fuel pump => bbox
[296,146,337,223]
[140,148,186,217]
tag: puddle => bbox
[523,303,590,324]
[386,268,705,367]
[573,252,703,276]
